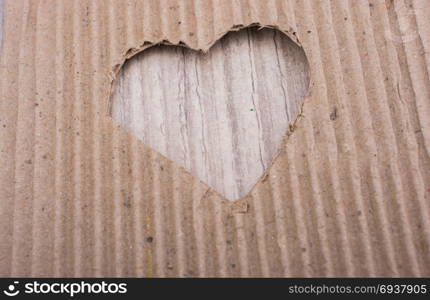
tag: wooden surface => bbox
[111,28,309,200]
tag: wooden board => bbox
[111,27,310,200]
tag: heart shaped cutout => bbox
[111,27,310,200]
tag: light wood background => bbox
[111,27,309,200]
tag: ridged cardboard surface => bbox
[0,0,429,277]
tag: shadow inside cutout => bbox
[111,27,310,200]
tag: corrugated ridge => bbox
[11,0,37,276]
[408,3,430,190]
[247,2,283,278]
[412,0,430,86]
[89,0,106,278]
[250,188,275,276]
[57,0,76,277]
[118,0,136,278]
[284,141,315,276]
[304,0,356,276]
[191,186,209,277]
[404,0,430,154]
[31,0,57,276]
[327,0,400,276]
[349,0,422,276]
[267,156,299,277]
[1,0,430,277]
[339,2,399,275]
[385,0,430,193]
[0,0,23,277]
[0,0,4,49]
[382,0,430,275]
[279,0,335,277]
[125,0,144,278]
[383,0,430,275]
[72,0,87,277]
[77,0,106,277]
[280,149,312,276]
[366,0,430,275]
[311,0,377,276]
[111,0,128,277]
[102,0,116,277]
[391,0,430,274]
[347,0,413,275]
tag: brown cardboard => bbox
[0,0,429,277]
[110,26,310,202]
[0,0,4,50]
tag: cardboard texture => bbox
[0,0,429,277]
[0,1,3,50]
[110,27,310,201]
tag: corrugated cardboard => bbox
[0,0,429,277]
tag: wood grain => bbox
[111,28,309,200]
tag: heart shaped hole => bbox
[111,27,310,200]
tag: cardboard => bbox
[0,0,429,277]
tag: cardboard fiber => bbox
[0,0,429,277]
